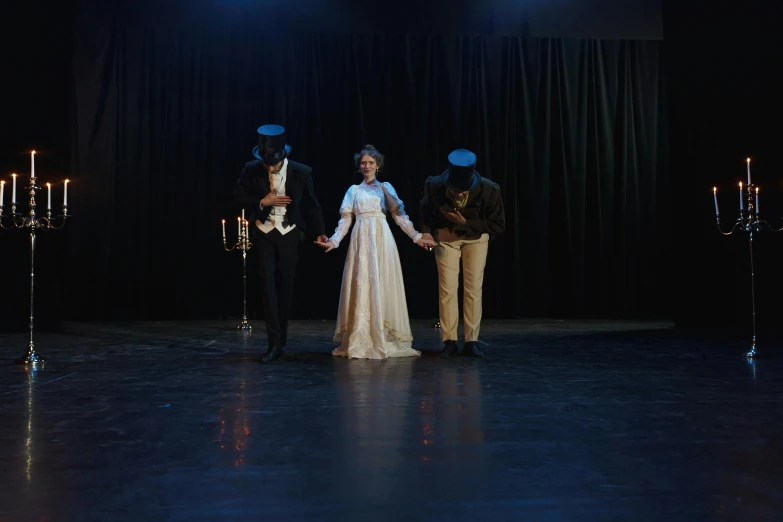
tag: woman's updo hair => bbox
[354,144,385,172]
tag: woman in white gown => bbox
[315,145,436,359]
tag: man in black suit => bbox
[233,125,327,363]
[419,149,505,358]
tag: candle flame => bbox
[31,150,36,155]
[237,217,241,221]
[11,173,17,178]
[46,183,51,187]
[65,179,70,183]
[756,187,759,194]
[222,219,226,224]
[0,181,4,186]
[746,157,750,163]
[713,186,717,193]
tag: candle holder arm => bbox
[715,216,743,236]
[0,205,25,229]
[37,207,70,230]
[758,219,783,233]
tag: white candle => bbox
[12,174,17,203]
[31,150,36,179]
[746,158,751,186]
[237,216,241,237]
[755,187,759,214]
[222,219,226,240]
[713,187,719,216]
[242,208,245,221]
[0,180,4,206]
[739,182,743,210]
[64,180,69,206]
[46,183,51,210]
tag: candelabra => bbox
[0,151,70,365]
[713,158,782,359]
[222,211,253,331]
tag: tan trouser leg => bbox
[434,240,462,342]
[461,234,489,342]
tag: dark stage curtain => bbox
[68,25,670,321]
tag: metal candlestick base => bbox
[223,215,253,332]
[14,344,46,366]
[237,319,252,332]
[746,340,757,359]
[744,337,773,358]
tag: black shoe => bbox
[260,345,285,363]
[440,340,460,358]
[462,341,485,358]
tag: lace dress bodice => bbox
[328,182,423,248]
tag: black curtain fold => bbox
[67,24,670,321]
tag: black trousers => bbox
[252,227,300,347]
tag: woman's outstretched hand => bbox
[314,236,335,252]
[416,233,437,250]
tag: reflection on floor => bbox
[1,319,780,521]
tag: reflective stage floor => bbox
[0,319,781,521]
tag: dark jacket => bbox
[419,171,505,239]
[232,159,326,239]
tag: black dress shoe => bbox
[462,341,485,358]
[260,345,285,363]
[440,340,460,358]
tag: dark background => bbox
[0,0,780,332]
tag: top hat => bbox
[252,124,292,165]
[445,148,479,192]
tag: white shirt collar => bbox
[270,158,288,178]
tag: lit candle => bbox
[713,187,719,216]
[0,180,4,206]
[222,219,226,240]
[12,174,17,203]
[31,150,36,179]
[63,180,69,206]
[237,216,241,237]
[746,157,751,186]
[755,187,759,214]
[46,183,51,210]
[739,182,743,210]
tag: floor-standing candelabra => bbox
[222,210,253,331]
[713,158,782,359]
[0,151,70,365]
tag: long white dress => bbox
[328,181,423,359]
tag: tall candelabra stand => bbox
[222,211,253,331]
[713,158,782,359]
[0,151,70,365]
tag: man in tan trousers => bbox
[419,149,505,358]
